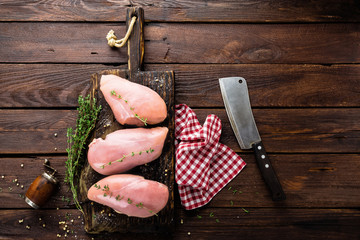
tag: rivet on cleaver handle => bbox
[219,77,286,201]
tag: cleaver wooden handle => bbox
[253,141,286,201]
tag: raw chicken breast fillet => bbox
[100,74,167,126]
[88,127,168,175]
[87,174,169,218]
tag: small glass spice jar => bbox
[25,162,58,209]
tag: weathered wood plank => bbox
[209,154,360,208]
[1,108,359,154]
[0,110,76,154]
[1,64,359,108]
[0,0,359,23]
[0,23,359,64]
[176,208,360,240]
[0,208,359,240]
[1,154,359,209]
[150,64,360,108]
[205,108,360,153]
[0,64,116,108]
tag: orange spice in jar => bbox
[25,163,58,209]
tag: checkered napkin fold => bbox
[175,104,246,210]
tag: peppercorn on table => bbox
[0,1,360,239]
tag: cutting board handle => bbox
[127,7,144,79]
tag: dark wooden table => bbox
[1,1,360,239]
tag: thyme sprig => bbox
[100,147,155,169]
[110,90,147,126]
[65,94,101,215]
[94,184,158,216]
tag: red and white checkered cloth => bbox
[175,104,246,210]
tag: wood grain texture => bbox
[204,108,360,153]
[0,208,359,240]
[127,8,145,77]
[152,64,360,108]
[1,108,358,154]
[1,64,359,108]
[1,154,359,209]
[0,64,117,108]
[0,110,76,154]
[0,0,359,23]
[176,208,360,240]
[0,23,359,64]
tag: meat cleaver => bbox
[219,77,286,201]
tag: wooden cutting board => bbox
[78,7,175,233]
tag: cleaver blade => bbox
[219,77,286,201]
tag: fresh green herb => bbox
[148,210,158,217]
[102,185,109,191]
[134,113,147,126]
[230,200,234,206]
[65,94,101,215]
[110,90,147,125]
[197,215,202,219]
[102,190,158,216]
[242,208,249,213]
[100,147,155,169]
[215,218,220,223]
[232,190,238,195]
[209,212,214,218]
